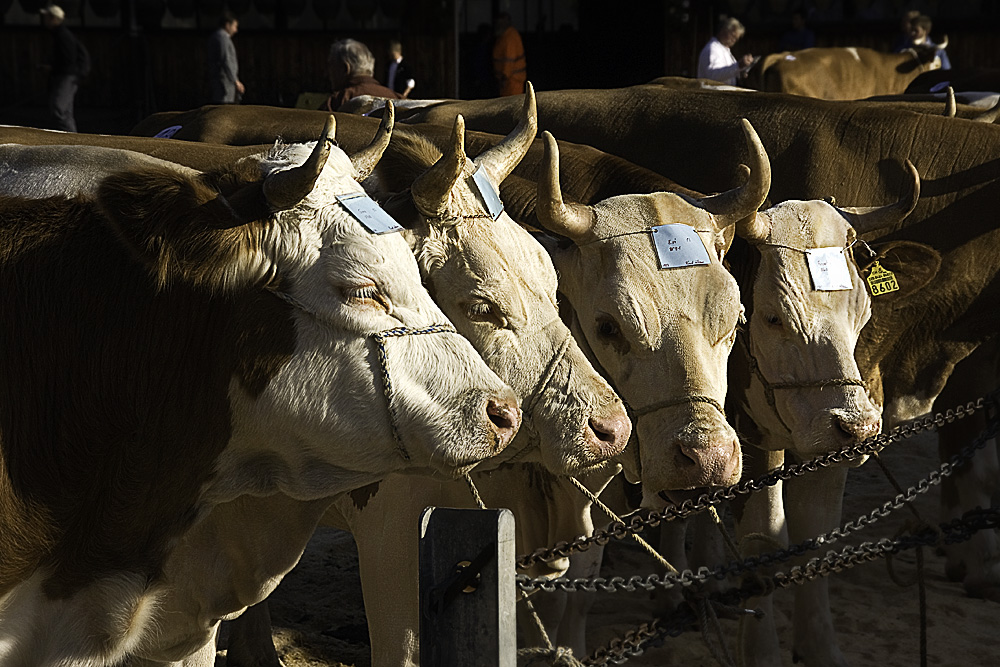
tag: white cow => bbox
[0,117,519,665]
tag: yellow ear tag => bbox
[866,261,899,296]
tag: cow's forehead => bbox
[456,217,557,289]
[592,192,715,236]
[766,200,853,247]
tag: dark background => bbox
[2,0,999,135]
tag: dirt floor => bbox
[215,426,998,667]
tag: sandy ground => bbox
[215,428,998,667]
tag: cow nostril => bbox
[588,417,617,444]
[486,399,519,432]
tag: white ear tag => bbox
[153,125,182,139]
[471,165,504,220]
[806,247,852,291]
[650,224,711,269]
[337,193,403,234]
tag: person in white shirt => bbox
[697,16,755,86]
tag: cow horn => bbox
[262,115,335,210]
[410,114,466,218]
[936,35,949,51]
[351,101,394,181]
[839,160,920,236]
[535,130,596,243]
[972,95,1000,123]
[699,118,771,229]
[944,87,956,117]
[474,81,537,184]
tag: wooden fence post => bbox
[419,507,516,667]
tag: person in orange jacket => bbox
[492,11,526,97]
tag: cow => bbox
[125,101,772,663]
[748,44,947,100]
[0,117,522,665]
[400,83,1000,666]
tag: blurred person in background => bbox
[492,12,526,97]
[698,16,754,86]
[206,12,245,103]
[40,4,89,132]
[386,39,416,99]
[325,38,400,111]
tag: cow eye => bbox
[765,314,782,328]
[466,300,508,328]
[344,284,390,312]
[595,315,630,354]
[596,318,620,338]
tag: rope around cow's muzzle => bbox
[268,287,459,462]
[372,323,460,461]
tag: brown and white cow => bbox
[750,44,947,100]
[0,118,521,665]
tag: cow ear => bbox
[97,166,273,292]
[864,240,941,300]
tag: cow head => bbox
[90,115,520,501]
[371,86,630,475]
[735,161,923,457]
[535,120,770,503]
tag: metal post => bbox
[419,507,516,667]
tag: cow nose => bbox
[584,410,632,458]
[833,412,881,443]
[675,434,741,487]
[485,394,521,450]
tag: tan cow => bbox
[751,44,947,100]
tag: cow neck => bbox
[738,238,867,436]
[267,287,457,461]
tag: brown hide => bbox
[0,185,294,598]
[404,83,1000,415]
[752,47,941,100]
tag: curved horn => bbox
[350,101,394,181]
[262,115,335,210]
[410,114,466,218]
[944,87,956,117]
[699,118,771,229]
[535,130,596,243]
[474,81,537,184]
[972,95,1000,124]
[839,160,920,236]
[936,35,949,51]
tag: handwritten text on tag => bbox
[337,193,403,234]
[866,261,899,296]
[471,165,504,220]
[805,247,852,291]
[650,224,711,269]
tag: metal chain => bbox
[518,393,1000,592]
[582,507,1000,666]
[517,392,993,569]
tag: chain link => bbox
[517,393,993,569]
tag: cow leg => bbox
[785,464,850,667]
[936,344,1000,602]
[223,602,283,667]
[732,447,786,667]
